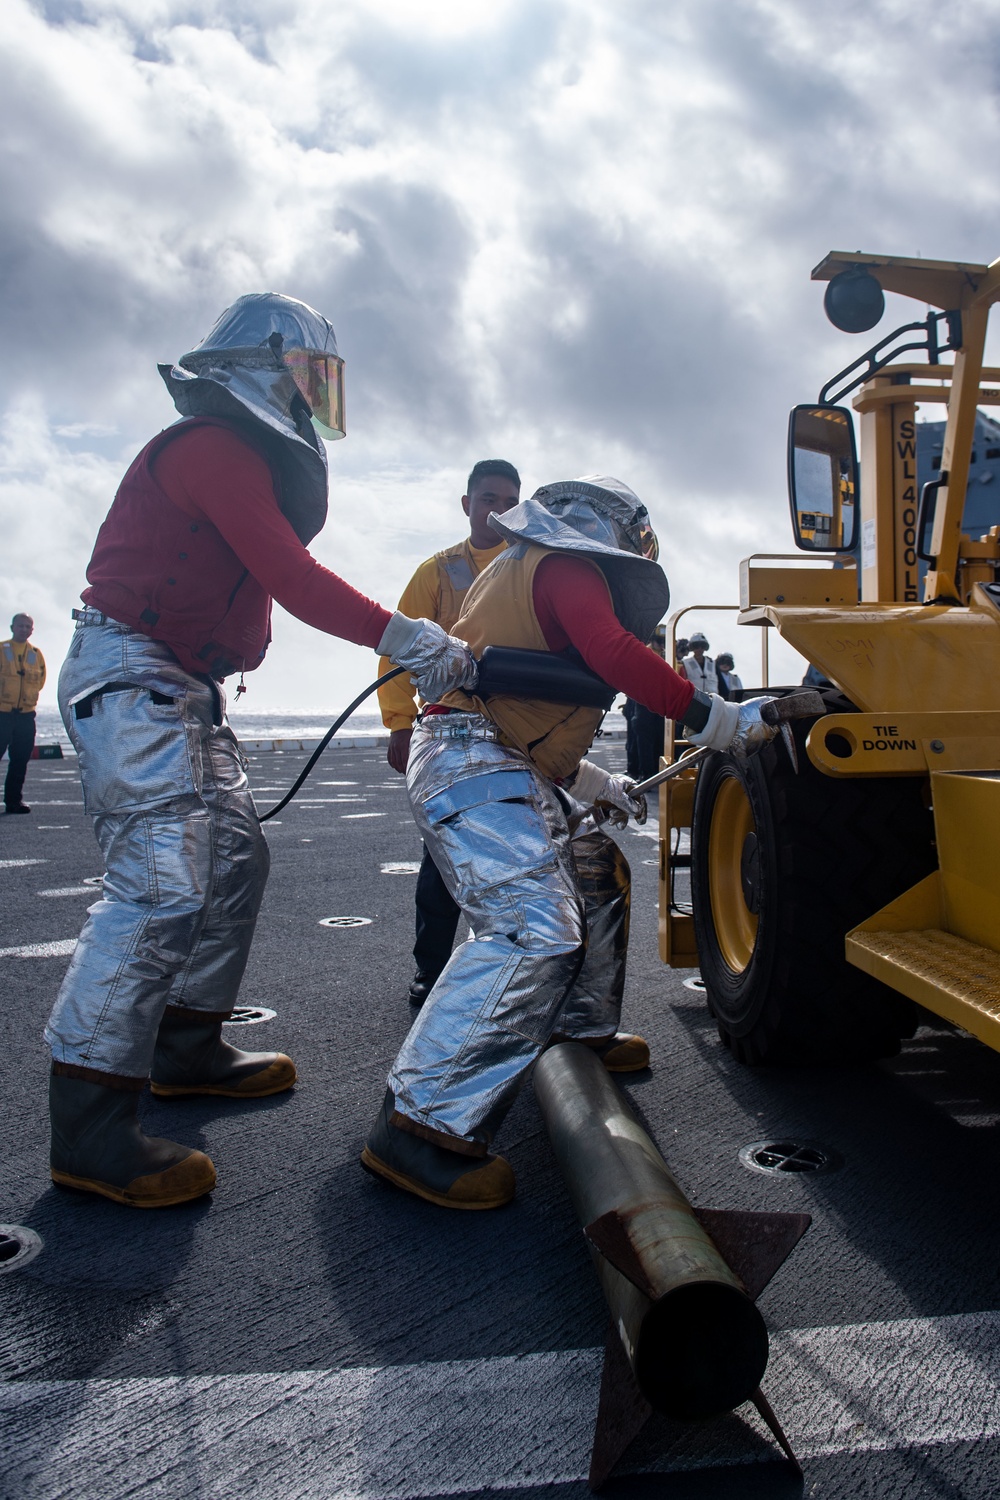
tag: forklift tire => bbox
[690,717,936,1065]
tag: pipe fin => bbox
[588,1318,653,1490]
[692,1207,812,1301]
[583,1209,660,1301]
[751,1386,803,1475]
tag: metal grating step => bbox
[848,927,1000,1044]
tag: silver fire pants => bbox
[44,615,269,1079]
[387,713,631,1150]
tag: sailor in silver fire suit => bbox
[45,295,475,1209]
[362,477,765,1211]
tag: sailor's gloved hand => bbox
[684,693,740,750]
[728,696,781,761]
[568,759,647,827]
[685,692,777,759]
[377,613,478,704]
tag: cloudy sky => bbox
[3,0,999,718]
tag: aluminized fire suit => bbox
[44,294,344,1079]
[44,296,464,1085]
[44,294,478,1208]
[386,478,669,1153]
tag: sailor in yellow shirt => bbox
[378,460,521,1005]
[1,613,46,814]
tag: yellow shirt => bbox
[377,540,505,730]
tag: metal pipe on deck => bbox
[534,1041,769,1422]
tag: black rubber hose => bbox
[258,667,404,822]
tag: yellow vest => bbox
[442,544,608,779]
[434,538,486,633]
[0,640,46,712]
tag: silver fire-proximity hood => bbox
[159,293,343,545]
[488,475,669,643]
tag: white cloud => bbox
[0,396,125,665]
[3,0,1000,710]
[53,422,119,438]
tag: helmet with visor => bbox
[176,293,346,441]
[160,292,344,546]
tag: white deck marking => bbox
[21,800,83,806]
[0,858,47,869]
[36,887,95,899]
[342,812,384,819]
[381,861,421,874]
[38,826,71,830]
[294,797,366,803]
[3,1311,1000,1496]
[0,939,77,958]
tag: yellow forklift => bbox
[660,251,1000,1063]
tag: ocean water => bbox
[32,705,386,750]
[226,708,388,742]
[33,704,627,750]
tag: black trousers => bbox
[0,710,36,808]
[630,703,665,782]
[413,841,460,978]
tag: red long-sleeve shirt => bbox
[151,425,391,647]
[533,554,694,720]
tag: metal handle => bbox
[629,745,710,797]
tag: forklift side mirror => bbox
[787,405,858,552]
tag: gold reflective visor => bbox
[638,521,659,562]
[284,349,345,439]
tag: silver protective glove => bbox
[686,693,777,759]
[377,612,478,704]
[567,758,647,828]
[729,696,780,761]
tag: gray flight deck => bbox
[2,736,1000,1499]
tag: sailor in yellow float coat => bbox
[1,613,46,814]
[377,460,521,1004]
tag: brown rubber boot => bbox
[49,1064,216,1208]
[551,1031,651,1071]
[589,1032,651,1072]
[150,1006,296,1099]
[361,1091,515,1210]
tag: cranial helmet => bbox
[159,293,345,545]
[689,632,710,649]
[489,475,668,643]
